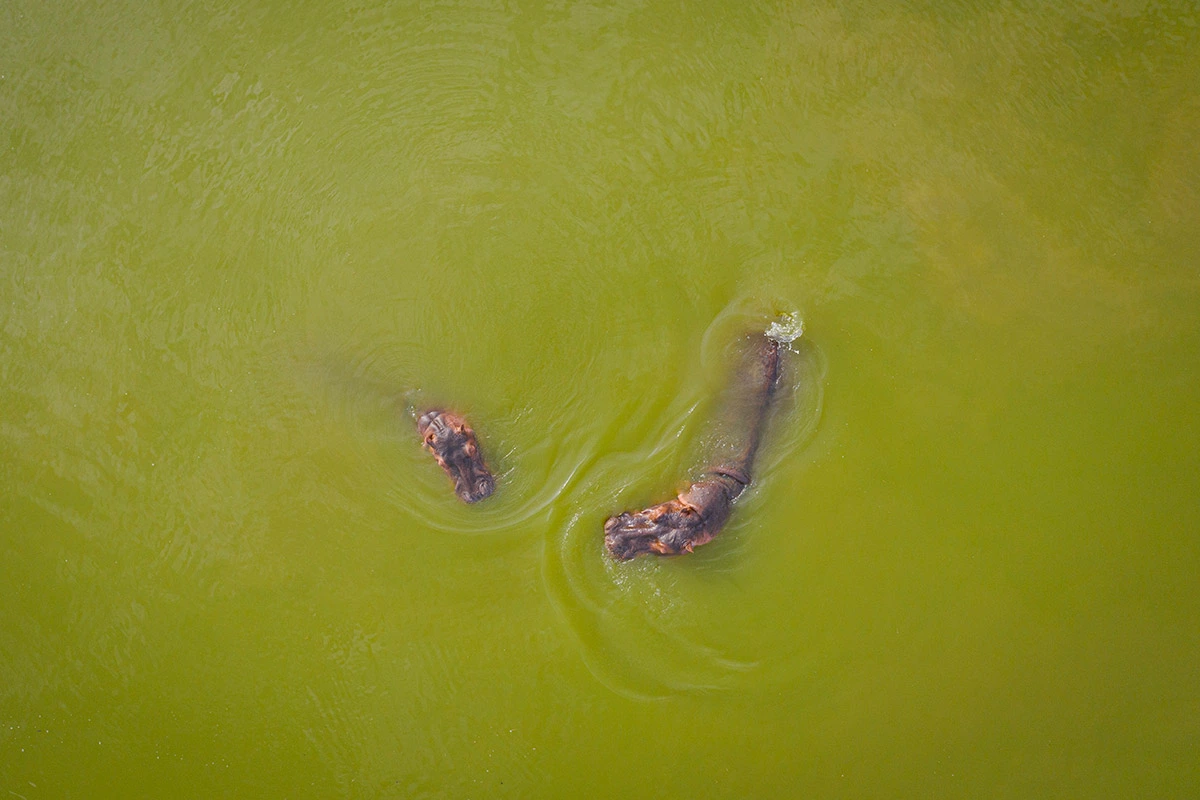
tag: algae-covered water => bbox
[3,1,1199,797]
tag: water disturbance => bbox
[2,1,1198,797]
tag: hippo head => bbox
[417,410,495,503]
[603,478,735,560]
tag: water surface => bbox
[2,1,1198,797]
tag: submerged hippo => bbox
[604,334,781,560]
[417,410,496,503]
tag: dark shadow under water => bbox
[540,309,824,699]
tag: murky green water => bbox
[3,1,1199,797]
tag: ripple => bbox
[298,337,624,540]
[541,463,761,700]
[301,297,824,696]
[539,299,825,698]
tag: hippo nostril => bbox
[457,475,494,503]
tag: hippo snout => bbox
[458,473,495,504]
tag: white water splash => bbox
[766,311,805,344]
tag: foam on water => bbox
[766,311,805,345]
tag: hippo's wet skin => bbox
[417,410,495,503]
[604,335,781,560]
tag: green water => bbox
[3,1,1199,796]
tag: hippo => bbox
[417,409,496,503]
[604,334,781,560]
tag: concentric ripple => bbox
[539,302,825,698]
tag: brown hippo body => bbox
[604,335,781,560]
[417,409,495,503]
